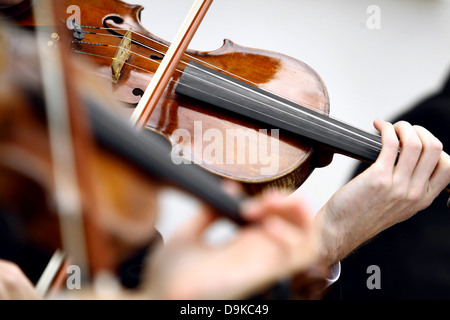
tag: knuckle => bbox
[395,121,412,135]
[395,120,410,128]
[384,142,400,156]
[406,187,424,203]
[406,137,422,154]
[391,186,407,202]
[412,124,427,134]
[413,125,443,154]
[371,175,392,193]
[430,138,443,154]
[384,135,400,150]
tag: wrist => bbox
[315,207,342,268]
[315,202,383,268]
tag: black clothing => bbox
[325,73,450,299]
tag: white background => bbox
[129,0,450,240]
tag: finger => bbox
[285,192,317,222]
[429,150,450,197]
[262,215,318,271]
[240,190,287,221]
[392,121,423,185]
[265,194,316,231]
[373,119,399,171]
[0,262,37,300]
[221,180,244,197]
[242,191,315,229]
[10,278,39,300]
[173,206,219,241]
[407,126,442,194]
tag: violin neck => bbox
[176,61,383,164]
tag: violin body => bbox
[6,0,331,193]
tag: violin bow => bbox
[32,0,89,291]
[32,0,117,296]
[35,250,68,298]
[129,0,213,129]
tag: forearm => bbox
[315,200,388,268]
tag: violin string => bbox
[80,26,384,141]
[177,82,383,155]
[80,26,326,113]
[73,41,383,152]
[74,47,382,155]
[180,67,383,150]
[74,50,153,74]
[74,31,383,153]
[174,70,383,152]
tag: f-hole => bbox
[103,16,166,60]
[132,88,144,98]
[103,15,147,48]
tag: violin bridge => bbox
[111,29,132,84]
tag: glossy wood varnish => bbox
[10,0,331,193]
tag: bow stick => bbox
[129,0,213,129]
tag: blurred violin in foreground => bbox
[0,21,327,299]
[0,15,253,297]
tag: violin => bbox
[2,0,448,301]
[0,16,159,294]
[0,12,251,297]
[2,0,335,194]
[4,0,449,203]
[0,15,329,300]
